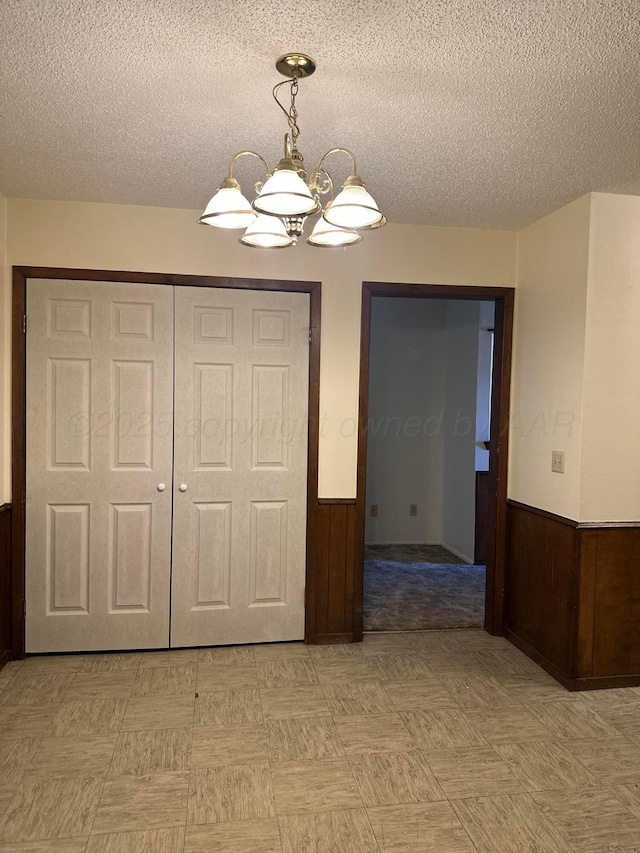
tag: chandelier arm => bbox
[323,169,334,199]
[228,150,271,180]
[272,79,293,124]
[313,147,358,180]
[310,168,334,201]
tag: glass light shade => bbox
[198,186,257,229]
[239,214,293,249]
[253,168,320,217]
[307,216,362,247]
[323,183,386,230]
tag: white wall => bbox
[0,198,517,503]
[475,302,495,472]
[365,298,447,544]
[365,298,490,556]
[441,301,481,562]
[509,195,591,520]
[580,193,640,520]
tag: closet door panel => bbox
[171,287,309,647]
[25,279,174,652]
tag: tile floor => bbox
[0,630,639,851]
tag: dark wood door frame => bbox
[11,266,321,659]
[355,282,515,638]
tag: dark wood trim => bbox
[507,499,640,531]
[353,284,373,643]
[0,503,12,669]
[12,267,322,655]
[317,499,356,505]
[474,472,490,565]
[361,282,515,301]
[571,674,640,690]
[304,280,322,645]
[12,269,26,660]
[315,632,354,644]
[355,282,515,639]
[507,499,579,528]
[11,267,317,292]
[487,289,514,633]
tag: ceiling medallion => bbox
[198,53,387,249]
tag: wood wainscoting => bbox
[505,500,640,690]
[0,504,12,669]
[474,471,490,564]
[306,499,360,644]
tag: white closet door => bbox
[25,279,174,652]
[171,287,310,647]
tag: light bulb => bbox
[307,216,362,247]
[323,176,386,230]
[198,180,256,229]
[240,214,294,249]
[254,166,319,217]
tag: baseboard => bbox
[365,540,476,564]
[571,674,640,690]
[314,632,354,644]
[364,541,441,546]
[440,541,475,565]
[0,649,10,671]
[504,629,574,690]
[506,629,640,690]
[504,628,640,692]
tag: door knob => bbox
[179,483,188,492]
[157,483,166,492]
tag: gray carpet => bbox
[364,545,486,631]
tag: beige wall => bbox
[509,194,591,520]
[4,194,639,519]
[510,192,640,522]
[1,198,517,502]
[580,193,640,520]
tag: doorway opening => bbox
[355,283,514,639]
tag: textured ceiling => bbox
[1,0,639,229]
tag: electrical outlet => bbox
[409,504,418,517]
[370,504,378,518]
[551,450,565,473]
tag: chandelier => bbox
[198,53,387,249]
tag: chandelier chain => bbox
[289,77,300,144]
[272,76,301,146]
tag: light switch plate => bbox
[552,450,565,473]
